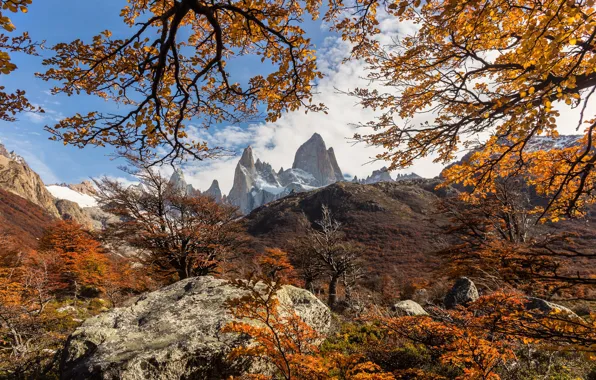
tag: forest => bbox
[1,0,596,379]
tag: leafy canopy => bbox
[334,0,596,220]
[39,0,325,164]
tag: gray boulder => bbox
[444,277,479,309]
[525,297,577,317]
[392,300,428,316]
[60,276,331,380]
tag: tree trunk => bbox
[304,278,315,294]
[328,274,339,308]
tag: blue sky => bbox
[0,1,334,186]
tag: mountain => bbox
[0,143,61,218]
[244,180,453,287]
[204,180,222,202]
[352,167,422,185]
[169,168,197,195]
[292,133,344,185]
[226,134,347,214]
[46,185,98,208]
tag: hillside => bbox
[0,189,55,248]
[244,180,454,291]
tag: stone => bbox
[227,134,347,214]
[60,276,331,380]
[55,199,94,229]
[444,277,479,309]
[169,168,195,195]
[524,297,578,317]
[392,300,428,316]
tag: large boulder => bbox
[392,300,428,316]
[60,276,331,380]
[525,297,578,317]
[444,277,479,309]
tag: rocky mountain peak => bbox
[204,179,222,203]
[238,145,256,173]
[227,134,347,214]
[169,168,195,195]
[292,133,344,187]
[0,141,27,166]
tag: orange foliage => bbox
[223,276,394,379]
[0,0,43,122]
[256,248,297,284]
[38,220,109,292]
[374,292,596,379]
[38,0,324,164]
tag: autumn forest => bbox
[1,0,596,379]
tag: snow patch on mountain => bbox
[46,185,98,208]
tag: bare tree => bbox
[292,206,363,308]
[94,162,243,282]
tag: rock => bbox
[60,276,331,380]
[69,180,97,196]
[392,300,428,316]
[292,133,343,187]
[0,144,61,218]
[204,180,222,203]
[49,180,98,196]
[169,168,195,195]
[327,147,344,182]
[228,146,257,214]
[55,199,94,229]
[57,305,77,314]
[365,167,393,184]
[444,277,479,309]
[524,297,578,317]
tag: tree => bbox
[332,0,596,219]
[223,275,394,380]
[256,247,297,284]
[38,220,110,295]
[94,164,243,281]
[0,236,67,378]
[38,0,325,165]
[439,180,596,299]
[292,206,363,309]
[0,0,42,122]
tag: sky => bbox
[0,2,590,194]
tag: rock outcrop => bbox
[67,180,97,196]
[60,276,331,380]
[204,180,222,203]
[292,133,343,186]
[55,199,94,229]
[169,168,195,195]
[0,146,60,218]
[392,300,428,316]
[228,146,258,213]
[444,277,479,309]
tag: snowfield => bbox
[46,185,98,208]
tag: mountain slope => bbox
[0,153,61,218]
[0,189,55,248]
[244,180,452,288]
